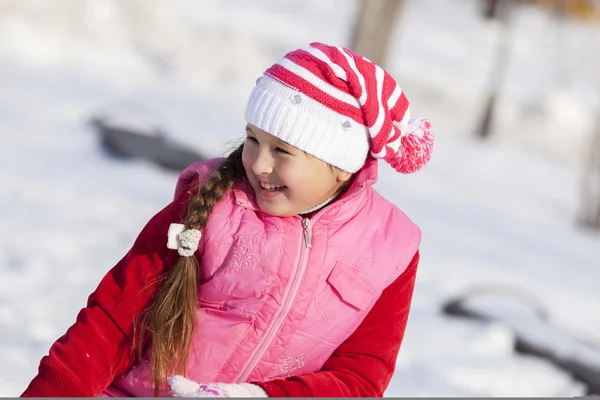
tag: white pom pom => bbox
[390,117,434,174]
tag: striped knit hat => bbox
[245,42,434,174]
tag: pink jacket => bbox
[103,156,421,397]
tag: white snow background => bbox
[1,0,599,396]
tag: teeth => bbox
[261,182,283,190]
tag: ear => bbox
[336,169,352,183]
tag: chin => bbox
[257,201,295,217]
[259,206,290,217]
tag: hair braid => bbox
[137,144,245,396]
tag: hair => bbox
[137,144,245,396]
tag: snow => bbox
[459,290,600,373]
[1,0,599,396]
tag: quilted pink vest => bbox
[100,158,421,397]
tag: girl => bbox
[22,42,433,398]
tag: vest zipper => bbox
[303,217,312,248]
[234,217,312,382]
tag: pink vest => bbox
[101,158,421,397]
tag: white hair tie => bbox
[167,223,202,257]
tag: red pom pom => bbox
[389,118,434,174]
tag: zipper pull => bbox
[302,218,312,248]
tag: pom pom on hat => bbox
[389,118,434,174]
[245,42,434,174]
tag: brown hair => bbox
[137,144,245,396]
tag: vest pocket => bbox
[199,233,282,302]
[316,259,380,326]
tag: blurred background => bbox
[1,0,599,396]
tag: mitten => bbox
[168,375,268,398]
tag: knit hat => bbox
[245,42,434,174]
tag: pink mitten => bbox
[168,375,268,398]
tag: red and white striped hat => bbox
[245,42,434,174]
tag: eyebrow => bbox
[274,138,296,153]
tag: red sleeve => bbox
[257,251,420,398]
[21,186,193,397]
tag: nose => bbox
[251,147,274,176]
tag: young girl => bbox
[21,42,433,398]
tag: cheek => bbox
[277,164,305,188]
[241,147,253,173]
[284,165,330,192]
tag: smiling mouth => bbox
[259,181,287,191]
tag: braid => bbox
[185,146,244,230]
[137,144,245,396]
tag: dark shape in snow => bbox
[442,284,600,395]
[88,112,208,173]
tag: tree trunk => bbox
[350,0,404,68]
[481,0,503,19]
[579,115,600,230]
[475,0,514,139]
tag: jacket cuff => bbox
[255,379,311,398]
[21,364,84,398]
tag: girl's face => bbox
[242,124,351,217]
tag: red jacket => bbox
[21,181,419,398]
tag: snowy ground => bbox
[1,0,599,396]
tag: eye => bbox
[275,147,290,155]
[245,136,258,144]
